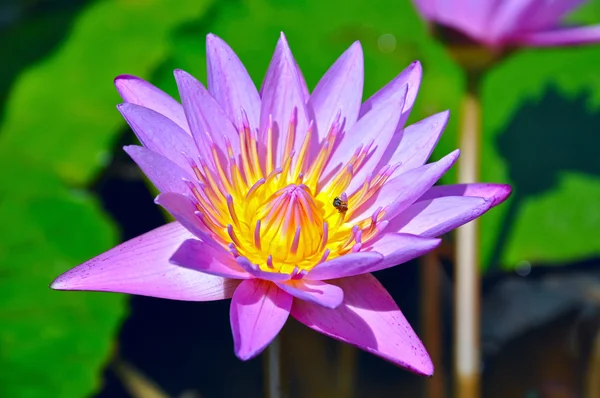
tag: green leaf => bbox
[163,0,600,271]
[0,0,214,185]
[0,0,214,396]
[0,163,125,398]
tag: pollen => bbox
[184,108,394,275]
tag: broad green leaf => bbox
[0,0,214,185]
[0,162,125,398]
[0,0,214,397]
[159,0,600,271]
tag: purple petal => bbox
[235,257,292,282]
[206,34,261,130]
[322,85,407,194]
[259,33,310,167]
[118,103,199,172]
[352,150,460,223]
[114,75,189,134]
[359,60,422,129]
[386,111,450,176]
[230,279,292,360]
[170,239,249,279]
[306,252,383,281]
[308,41,364,143]
[489,0,538,44]
[512,25,600,47]
[386,196,492,238]
[291,273,433,375]
[277,279,344,309]
[154,192,222,251]
[419,183,512,207]
[363,233,441,271]
[123,145,193,195]
[173,69,240,164]
[512,0,585,33]
[51,222,238,301]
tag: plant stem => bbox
[421,251,446,398]
[455,74,482,398]
[266,336,283,398]
[337,343,357,398]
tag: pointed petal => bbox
[154,192,222,251]
[259,33,310,166]
[359,61,422,129]
[173,69,240,164]
[114,75,189,134]
[386,111,450,176]
[51,222,238,301]
[230,279,292,360]
[308,42,364,142]
[419,183,512,207]
[170,239,249,279]
[352,150,460,223]
[291,273,433,375]
[386,196,492,238]
[364,233,441,271]
[306,252,383,281]
[512,25,600,47]
[118,103,199,172]
[206,34,261,129]
[277,279,344,309]
[322,85,407,194]
[123,145,193,195]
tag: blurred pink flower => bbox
[51,33,510,374]
[413,0,600,48]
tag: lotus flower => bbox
[51,32,510,375]
[412,0,600,48]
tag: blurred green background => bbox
[1,0,600,397]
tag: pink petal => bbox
[277,279,344,309]
[386,111,450,176]
[359,60,422,129]
[51,222,238,301]
[259,33,310,167]
[306,252,383,281]
[291,273,433,375]
[206,34,261,130]
[386,196,492,238]
[114,75,189,134]
[230,279,292,360]
[154,192,221,251]
[173,69,240,164]
[510,0,584,33]
[489,0,537,44]
[235,257,293,282]
[352,150,460,223]
[512,25,600,47]
[419,183,512,207]
[364,233,441,271]
[308,41,364,143]
[322,85,407,194]
[170,239,249,279]
[123,145,193,195]
[118,103,199,172]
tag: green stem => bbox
[454,73,482,398]
[266,336,282,398]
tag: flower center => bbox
[184,109,396,275]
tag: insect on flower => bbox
[332,195,348,213]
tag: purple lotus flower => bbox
[413,0,600,48]
[51,32,510,375]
